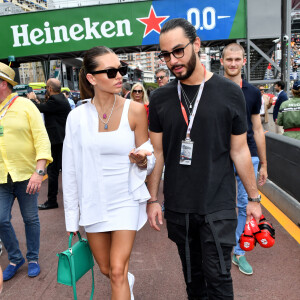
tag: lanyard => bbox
[177,66,206,139]
[240,79,243,89]
[0,95,18,121]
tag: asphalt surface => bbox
[0,177,299,300]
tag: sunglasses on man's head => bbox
[156,76,165,80]
[132,89,143,94]
[90,65,128,78]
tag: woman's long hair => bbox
[130,83,149,105]
[79,46,114,100]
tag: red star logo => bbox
[137,6,169,38]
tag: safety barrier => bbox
[258,132,300,226]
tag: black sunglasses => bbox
[158,41,192,62]
[156,76,165,80]
[90,65,128,78]
[132,89,143,94]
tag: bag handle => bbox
[69,232,94,300]
[68,232,82,249]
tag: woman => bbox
[130,83,149,118]
[62,46,155,300]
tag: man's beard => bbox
[170,51,197,81]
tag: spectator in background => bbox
[131,83,149,118]
[277,81,300,140]
[221,43,267,276]
[147,86,156,98]
[32,79,71,210]
[258,85,273,131]
[155,68,169,87]
[273,81,288,134]
[122,82,131,99]
[62,90,75,110]
[0,62,52,281]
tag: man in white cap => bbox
[0,62,52,281]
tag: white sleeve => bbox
[62,116,80,232]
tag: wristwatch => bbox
[36,169,46,176]
[248,195,261,203]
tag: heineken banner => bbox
[0,0,246,60]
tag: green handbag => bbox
[57,232,95,300]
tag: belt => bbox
[284,127,300,132]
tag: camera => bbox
[283,35,289,42]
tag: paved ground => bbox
[0,178,299,300]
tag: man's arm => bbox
[230,133,262,223]
[251,114,268,186]
[147,131,164,231]
[26,159,47,195]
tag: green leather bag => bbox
[57,232,95,300]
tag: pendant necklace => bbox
[181,85,201,109]
[94,94,117,130]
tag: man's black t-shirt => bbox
[149,74,247,215]
[241,80,261,157]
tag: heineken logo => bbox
[11,17,133,47]
[137,5,169,38]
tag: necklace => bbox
[181,85,201,109]
[93,94,117,130]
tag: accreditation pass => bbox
[180,139,194,165]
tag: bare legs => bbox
[87,230,136,300]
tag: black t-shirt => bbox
[241,80,261,157]
[149,74,247,215]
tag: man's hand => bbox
[147,202,163,231]
[246,201,262,224]
[258,165,268,186]
[26,172,44,195]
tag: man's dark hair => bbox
[160,18,200,57]
[64,91,70,96]
[275,81,285,90]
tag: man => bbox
[147,18,262,299]
[258,85,273,131]
[155,68,169,87]
[273,81,288,134]
[0,63,52,280]
[62,90,75,110]
[122,82,131,99]
[221,43,267,276]
[277,81,300,140]
[33,78,71,210]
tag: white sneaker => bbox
[128,272,135,300]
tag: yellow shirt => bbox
[0,93,53,183]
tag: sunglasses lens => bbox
[119,66,128,76]
[107,69,118,78]
[173,48,184,58]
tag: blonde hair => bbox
[130,83,149,105]
[222,43,245,58]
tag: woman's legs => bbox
[86,230,136,300]
[86,232,111,278]
[110,230,136,300]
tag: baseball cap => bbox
[292,81,300,90]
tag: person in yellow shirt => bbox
[0,63,52,281]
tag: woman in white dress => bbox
[62,46,155,300]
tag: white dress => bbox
[84,99,147,233]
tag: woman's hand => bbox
[67,231,78,236]
[129,149,152,168]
